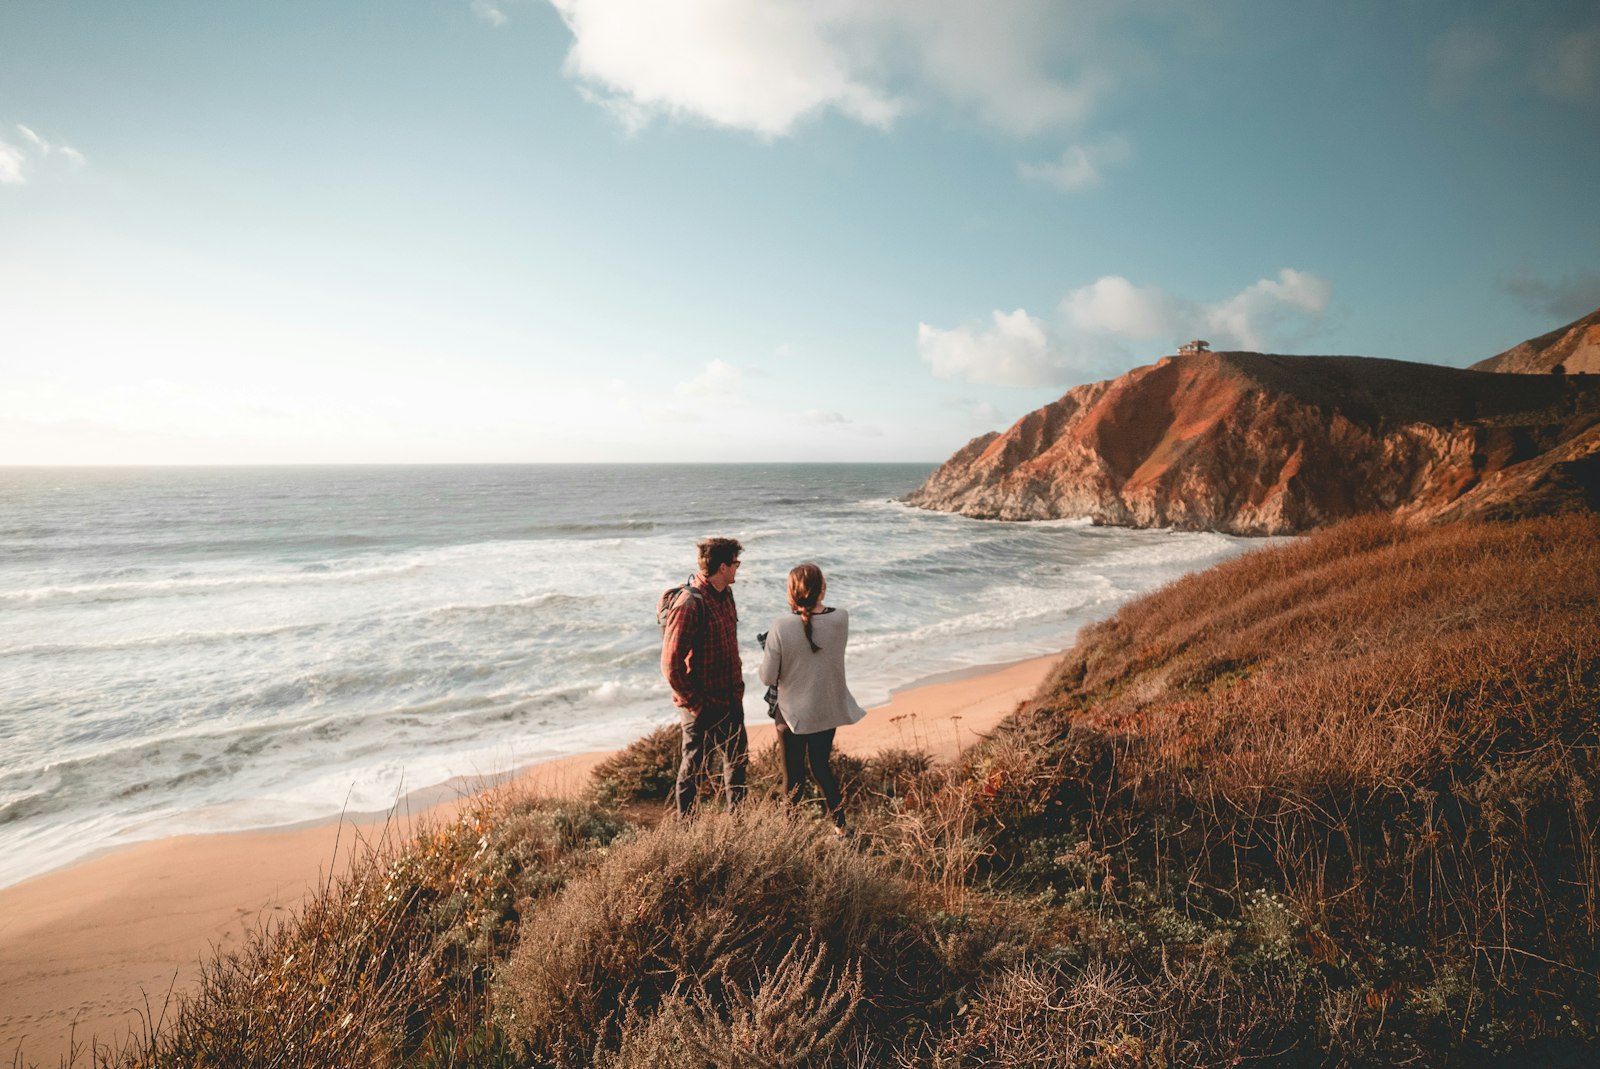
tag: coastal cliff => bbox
[1471,305,1600,375]
[906,342,1600,535]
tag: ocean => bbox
[0,465,1257,888]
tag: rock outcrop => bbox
[905,350,1600,535]
[1471,305,1600,375]
[1420,421,1600,525]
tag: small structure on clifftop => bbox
[1179,339,1211,355]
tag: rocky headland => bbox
[1471,304,1600,375]
[906,313,1600,535]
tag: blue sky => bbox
[3,0,1598,464]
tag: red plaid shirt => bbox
[661,573,744,714]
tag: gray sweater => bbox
[757,608,868,735]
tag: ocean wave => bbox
[0,532,390,565]
[0,786,54,827]
[516,520,660,538]
[412,591,597,623]
[850,582,1112,653]
[0,524,60,539]
[0,559,428,606]
[0,620,332,659]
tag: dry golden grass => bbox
[493,801,945,1069]
[958,515,1600,1061]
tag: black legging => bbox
[780,726,844,827]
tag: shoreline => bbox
[0,650,1061,897]
[0,652,1058,1063]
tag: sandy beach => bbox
[0,654,1056,1065]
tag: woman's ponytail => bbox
[787,563,826,653]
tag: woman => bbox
[758,562,867,834]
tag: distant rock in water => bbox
[906,348,1600,535]
[1471,305,1600,375]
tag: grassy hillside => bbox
[959,513,1599,1065]
[39,515,1599,1068]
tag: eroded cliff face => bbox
[905,351,1600,535]
[1471,305,1600,375]
[1418,422,1600,525]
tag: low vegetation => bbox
[31,514,1599,1067]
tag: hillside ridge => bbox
[1471,304,1600,374]
[907,345,1600,535]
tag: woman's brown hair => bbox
[787,563,826,652]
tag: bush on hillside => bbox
[919,953,1304,1069]
[494,802,947,1068]
[86,795,622,1069]
[587,723,681,807]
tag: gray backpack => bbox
[656,580,702,631]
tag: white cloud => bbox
[472,0,510,27]
[890,2,1112,136]
[1063,275,1193,339]
[549,0,903,138]
[1,124,85,182]
[544,0,1129,138]
[1534,24,1600,103]
[1065,269,1332,353]
[674,358,745,396]
[0,141,24,184]
[1018,134,1132,191]
[923,270,1334,387]
[919,308,1064,387]
[803,409,851,424]
[1203,269,1332,351]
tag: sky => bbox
[3,0,1599,464]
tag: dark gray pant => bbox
[675,705,748,816]
[781,726,844,827]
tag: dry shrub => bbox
[89,793,620,1069]
[879,774,989,913]
[495,801,942,1067]
[598,938,864,1069]
[588,722,681,807]
[860,748,936,801]
[922,951,1303,1069]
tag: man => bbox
[661,536,747,816]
